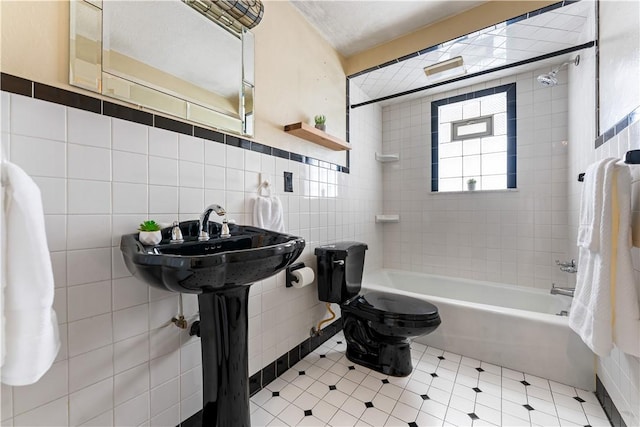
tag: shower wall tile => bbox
[1,90,383,426]
[381,72,569,289]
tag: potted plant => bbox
[314,115,326,131]
[467,178,477,191]
[138,220,162,245]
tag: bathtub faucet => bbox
[550,283,575,297]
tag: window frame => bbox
[451,115,494,141]
[431,83,517,192]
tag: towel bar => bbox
[578,149,640,182]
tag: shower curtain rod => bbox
[350,41,596,109]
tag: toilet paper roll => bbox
[291,267,315,288]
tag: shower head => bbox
[536,55,580,87]
[537,72,559,87]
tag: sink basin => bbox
[120,219,305,427]
[120,220,306,293]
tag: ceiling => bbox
[291,0,596,107]
[289,1,487,57]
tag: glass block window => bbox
[431,83,516,192]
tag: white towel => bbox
[570,160,640,357]
[1,162,60,385]
[577,158,616,251]
[612,165,640,356]
[253,195,285,232]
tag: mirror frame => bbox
[69,0,255,137]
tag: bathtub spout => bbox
[550,283,575,297]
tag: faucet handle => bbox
[555,259,576,268]
[170,221,184,243]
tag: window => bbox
[431,83,516,192]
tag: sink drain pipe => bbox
[311,302,335,336]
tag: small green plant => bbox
[314,115,326,125]
[467,178,477,184]
[138,220,161,232]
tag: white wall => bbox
[0,91,383,426]
[380,72,571,290]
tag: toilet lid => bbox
[349,291,440,322]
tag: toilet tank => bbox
[314,242,368,303]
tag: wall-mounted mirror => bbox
[70,0,255,137]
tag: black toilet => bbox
[315,242,441,377]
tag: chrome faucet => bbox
[550,283,575,297]
[556,259,577,273]
[199,204,227,241]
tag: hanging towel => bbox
[253,195,285,232]
[577,158,616,251]
[570,160,640,357]
[1,162,60,385]
[612,165,640,356]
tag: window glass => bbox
[431,83,516,192]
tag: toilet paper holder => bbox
[286,262,306,288]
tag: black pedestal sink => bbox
[121,220,305,427]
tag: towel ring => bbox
[258,179,271,197]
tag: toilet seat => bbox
[344,291,440,328]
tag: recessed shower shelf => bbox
[375,214,400,223]
[284,122,351,151]
[375,152,399,162]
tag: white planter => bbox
[139,230,162,245]
[467,182,476,191]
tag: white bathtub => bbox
[362,269,595,391]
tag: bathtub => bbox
[362,269,595,391]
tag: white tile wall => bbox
[380,72,570,289]
[0,91,383,426]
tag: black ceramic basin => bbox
[120,220,305,293]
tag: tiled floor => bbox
[250,332,610,427]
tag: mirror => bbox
[70,0,255,137]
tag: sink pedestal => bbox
[198,286,251,427]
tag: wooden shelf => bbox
[284,122,352,151]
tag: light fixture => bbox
[424,56,466,83]
[183,0,264,33]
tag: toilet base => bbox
[342,315,413,377]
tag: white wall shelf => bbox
[375,214,400,223]
[375,152,399,162]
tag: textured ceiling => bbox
[289,0,487,57]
